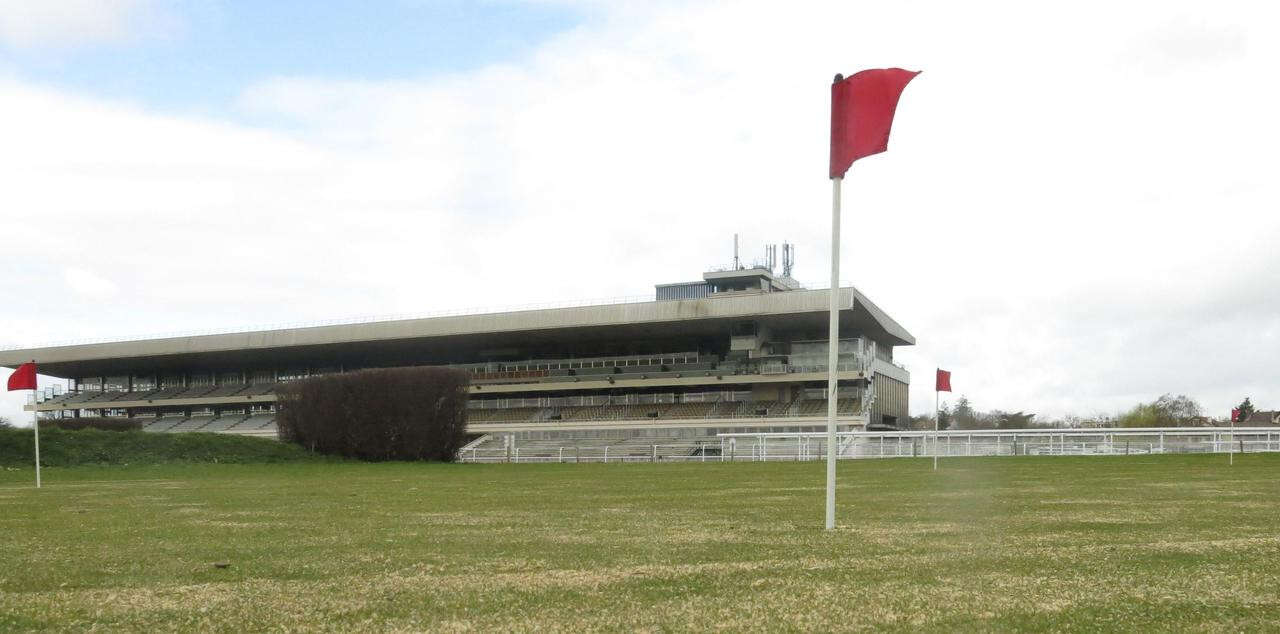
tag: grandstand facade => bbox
[1,266,914,450]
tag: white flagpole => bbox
[934,384,939,471]
[32,387,41,489]
[825,175,843,531]
[1229,413,1234,466]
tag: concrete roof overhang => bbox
[0,288,914,378]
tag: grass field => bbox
[2,454,1279,631]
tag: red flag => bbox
[7,362,36,391]
[1231,408,1240,423]
[935,368,951,393]
[830,68,920,179]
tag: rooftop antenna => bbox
[733,234,740,270]
[767,244,777,273]
[782,242,795,277]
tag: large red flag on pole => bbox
[830,68,921,179]
[933,368,951,471]
[824,69,920,531]
[7,362,36,391]
[935,369,952,393]
[7,362,40,487]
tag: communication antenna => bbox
[766,244,777,272]
[733,234,740,270]
[782,242,795,277]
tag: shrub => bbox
[275,366,469,461]
[44,417,142,432]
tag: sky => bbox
[1,0,1277,425]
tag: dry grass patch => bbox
[1,455,1279,631]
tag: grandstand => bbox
[1,262,914,451]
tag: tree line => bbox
[907,394,1260,430]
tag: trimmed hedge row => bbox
[275,366,469,462]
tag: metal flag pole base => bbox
[825,175,843,531]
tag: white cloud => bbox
[0,0,175,50]
[1,0,1278,422]
[63,267,119,297]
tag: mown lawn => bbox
[1,454,1278,631]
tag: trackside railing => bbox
[457,427,1280,463]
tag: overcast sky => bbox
[1,0,1276,425]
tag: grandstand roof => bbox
[1,287,914,378]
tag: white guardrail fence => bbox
[458,427,1280,463]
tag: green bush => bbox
[0,427,325,467]
[275,366,469,462]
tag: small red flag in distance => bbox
[830,68,921,179]
[935,369,952,393]
[1231,408,1241,423]
[7,362,36,391]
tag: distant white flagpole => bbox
[1229,411,1234,466]
[31,371,41,488]
[934,382,939,471]
[825,175,843,531]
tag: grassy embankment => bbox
[1,453,1278,631]
[0,427,321,467]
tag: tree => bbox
[1117,394,1203,428]
[1236,397,1256,422]
[905,414,934,430]
[994,411,1037,429]
[937,404,953,430]
[952,396,979,429]
[1153,394,1201,425]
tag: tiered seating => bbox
[785,398,861,416]
[663,402,716,418]
[42,392,78,406]
[468,408,542,423]
[63,392,100,404]
[240,384,276,396]
[202,385,249,397]
[198,416,245,432]
[791,399,827,416]
[166,415,216,432]
[599,404,670,420]
[222,414,276,436]
[147,387,191,399]
[142,416,186,432]
[561,405,611,421]
[711,400,748,417]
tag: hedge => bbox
[275,366,469,461]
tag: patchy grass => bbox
[1,454,1278,631]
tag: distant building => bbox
[1,259,915,446]
[1243,411,1280,426]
